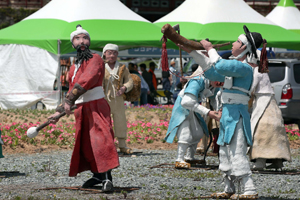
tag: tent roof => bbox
[0,0,163,55]
[266,0,300,34]
[154,0,300,51]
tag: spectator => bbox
[128,63,150,106]
[149,62,157,90]
[140,63,155,105]
[162,61,173,104]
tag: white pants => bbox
[218,118,256,194]
[219,118,251,177]
[176,112,204,162]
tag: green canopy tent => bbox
[154,0,300,51]
[0,0,163,109]
[266,0,300,35]
[0,0,163,55]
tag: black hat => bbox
[243,25,263,58]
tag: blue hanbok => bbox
[165,76,210,144]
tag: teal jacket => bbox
[165,76,210,143]
[203,59,253,146]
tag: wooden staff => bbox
[26,105,77,138]
[161,24,230,50]
[178,28,184,76]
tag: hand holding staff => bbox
[26,105,77,138]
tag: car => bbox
[268,59,300,128]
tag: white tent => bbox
[154,0,300,50]
[0,0,162,110]
[266,0,300,35]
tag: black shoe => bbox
[82,177,102,188]
[102,179,114,192]
[108,170,113,182]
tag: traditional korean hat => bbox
[102,43,119,58]
[243,25,263,58]
[70,24,90,42]
[235,25,263,59]
[242,25,269,73]
[103,43,119,53]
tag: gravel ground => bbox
[0,148,300,200]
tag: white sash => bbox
[75,86,105,104]
[221,92,250,105]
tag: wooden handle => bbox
[36,105,77,132]
[161,24,230,50]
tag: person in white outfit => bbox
[248,50,291,170]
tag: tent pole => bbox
[57,39,62,106]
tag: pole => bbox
[57,39,62,105]
[178,28,183,76]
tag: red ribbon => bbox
[160,35,169,72]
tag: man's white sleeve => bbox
[181,93,210,116]
[208,48,222,65]
[189,50,212,71]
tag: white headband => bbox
[70,25,90,42]
[102,43,119,58]
[233,34,252,59]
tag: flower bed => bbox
[0,104,299,153]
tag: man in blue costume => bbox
[178,25,263,200]
[165,73,221,169]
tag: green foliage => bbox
[0,7,38,30]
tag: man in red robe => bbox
[49,25,119,191]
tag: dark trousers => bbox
[140,88,148,105]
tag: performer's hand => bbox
[64,103,71,116]
[208,111,222,121]
[116,86,126,96]
[48,112,60,124]
[175,43,192,53]
[200,40,213,52]
[180,77,188,83]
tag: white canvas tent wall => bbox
[154,0,300,51]
[266,0,300,35]
[0,43,60,110]
[0,0,162,110]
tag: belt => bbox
[75,86,105,104]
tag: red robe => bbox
[67,54,119,177]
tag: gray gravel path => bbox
[0,148,300,200]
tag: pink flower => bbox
[146,122,152,127]
[156,128,161,132]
